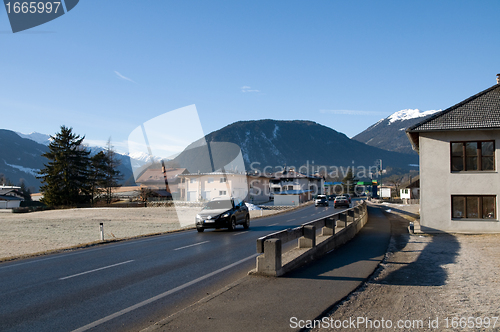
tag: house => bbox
[400,179,420,203]
[269,167,324,205]
[134,167,189,199]
[178,172,249,202]
[406,76,500,233]
[0,186,24,209]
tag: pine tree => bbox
[18,180,32,202]
[101,138,123,204]
[342,168,359,195]
[38,126,91,206]
[89,151,108,205]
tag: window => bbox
[451,141,495,171]
[219,190,227,196]
[207,177,214,184]
[452,195,496,219]
[220,177,227,183]
[190,178,196,184]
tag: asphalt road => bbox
[0,202,352,332]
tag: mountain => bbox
[353,109,441,155]
[15,131,51,145]
[0,130,135,192]
[0,130,48,190]
[172,119,419,175]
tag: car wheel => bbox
[228,217,236,231]
[243,215,250,229]
[196,227,204,232]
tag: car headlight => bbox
[196,214,202,220]
[222,213,230,218]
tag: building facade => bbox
[407,80,500,233]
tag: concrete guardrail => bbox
[254,201,368,276]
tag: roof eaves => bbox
[407,84,500,133]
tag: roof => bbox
[407,84,500,152]
[0,195,23,201]
[135,168,188,184]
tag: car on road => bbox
[334,196,350,208]
[195,197,250,232]
[315,194,329,207]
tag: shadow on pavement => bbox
[281,206,392,282]
[374,210,460,287]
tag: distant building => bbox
[0,185,24,209]
[269,167,324,205]
[134,167,189,199]
[400,179,420,203]
[178,172,249,202]
[407,77,500,233]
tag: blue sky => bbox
[1,0,499,154]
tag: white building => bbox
[179,172,249,202]
[0,186,24,209]
[407,78,500,233]
[269,168,324,205]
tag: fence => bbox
[254,201,368,276]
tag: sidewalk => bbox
[143,205,392,332]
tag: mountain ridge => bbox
[353,109,440,155]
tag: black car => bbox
[315,195,329,207]
[195,198,250,232]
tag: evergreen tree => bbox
[89,151,108,205]
[38,126,91,206]
[18,180,32,202]
[101,138,123,204]
[342,168,359,195]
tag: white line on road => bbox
[59,260,135,281]
[233,231,249,236]
[71,253,260,332]
[173,241,209,251]
[268,223,279,226]
[287,219,296,222]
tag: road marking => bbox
[268,223,279,226]
[0,230,197,271]
[71,253,260,332]
[286,218,296,222]
[59,260,134,281]
[173,241,209,251]
[233,231,249,236]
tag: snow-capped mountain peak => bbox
[388,109,441,124]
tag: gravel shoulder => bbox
[310,203,500,332]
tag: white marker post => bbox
[100,223,104,241]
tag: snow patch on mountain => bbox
[4,161,40,177]
[388,109,441,124]
[16,132,51,145]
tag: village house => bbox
[0,185,24,209]
[178,172,249,202]
[407,75,500,233]
[134,166,189,199]
[269,167,324,206]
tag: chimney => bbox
[497,73,500,84]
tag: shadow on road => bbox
[281,206,392,282]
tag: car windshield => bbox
[203,200,233,210]
[336,196,346,200]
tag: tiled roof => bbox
[408,84,500,132]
